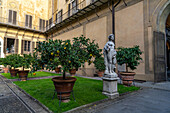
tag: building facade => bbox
[0,0,170,82]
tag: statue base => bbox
[104,72,118,78]
[102,76,119,99]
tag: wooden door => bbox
[154,31,166,82]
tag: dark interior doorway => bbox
[166,14,170,80]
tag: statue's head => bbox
[108,34,114,41]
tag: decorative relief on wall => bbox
[8,2,17,9]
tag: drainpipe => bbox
[52,0,54,24]
[112,0,127,43]
[112,0,115,43]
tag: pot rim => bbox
[120,72,136,75]
[56,67,61,68]
[18,70,29,72]
[52,76,77,83]
[10,69,19,71]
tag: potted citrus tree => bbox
[34,35,102,102]
[116,45,142,86]
[0,58,9,73]
[18,54,33,81]
[93,56,105,77]
[6,54,21,77]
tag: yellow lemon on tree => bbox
[51,52,54,55]
[57,50,60,53]
[90,54,93,57]
[69,61,71,63]
[64,47,66,49]
[65,43,68,45]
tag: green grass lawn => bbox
[1,71,61,79]
[14,77,140,112]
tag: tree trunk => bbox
[63,69,66,80]
[126,63,128,72]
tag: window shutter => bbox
[3,37,6,53]
[76,0,78,10]
[68,4,70,17]
[49,18,52,28]
[25,15,28,27]
[39,19,42,30]
[8,10,12,23]
[46,20,48,30]
[15,39,19,54]
[32,42,35,54]
[56,13,58,23]
[28,41,31,52]
[29,16,32,28]
[61,9,63,21]
[43,20,45,31]
[13,11,17,25]
[21,40,24,55]
[24,41,27,51]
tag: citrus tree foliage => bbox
[31,53,41,72]
[6,54,22,69]
[93,56,105,71]
[34,35,102,79]
[0,58,9,67]
[116,45,142,72]
[18,54,34,71]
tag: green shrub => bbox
[116,45,142,72]
[93,56,105,71]
[34,35,102,79]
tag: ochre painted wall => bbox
[1,0,48,28]
[52,1,147,79]
[0,0,47,57]
[53,26,83,40]
[115,1,145,75]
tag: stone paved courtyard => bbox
[1,74,170,113]
[95,88,170,113]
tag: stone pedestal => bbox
[102,77,119,99]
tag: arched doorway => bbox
[153,2,170,82]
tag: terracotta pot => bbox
[69,69,76,76]
[52,76,77,102]
[120,72,136,86]
[3,67,9,73]
[55,67,61,73]
[10,69,19,77]
[97,71,104,77]
[18,70,29,81]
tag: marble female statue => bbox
[103,34,117,77]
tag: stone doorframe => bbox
[152,1,170,82]
[0,37,4,58]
